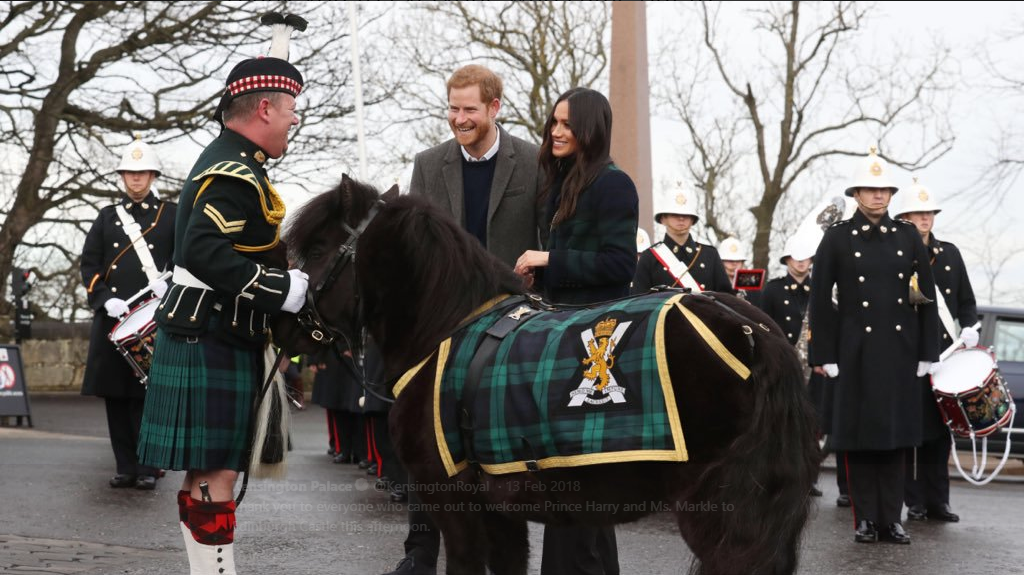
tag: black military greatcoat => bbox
[809,210,940,451]
[918,232,979,440]
[926,233,979,345]
[760,274,811,345]
[632,235,732,294]
[81,194,176,398]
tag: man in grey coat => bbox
[384,64,545,575]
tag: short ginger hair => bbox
[446,65,503,104]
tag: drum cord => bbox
[950,404,1016,486]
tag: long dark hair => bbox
[539,87,613,227]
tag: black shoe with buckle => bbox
[109,474,136,488]
[906,505,928,521]
[135,475,156,490]
[880,522,911,544]
[927,503,960,522]
[854,520,878,543]
[836,494,851,508]
[382,556,436,575]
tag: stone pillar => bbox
[609,2,653,236]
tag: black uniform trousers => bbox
[403,489,441,567]
[541,526,619,575]
[104,397,157,476]
[904,434,952,508]
[328,409,365,462]
[836,451,849,496]
[847,450,904,525]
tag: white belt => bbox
[172,266,213,290]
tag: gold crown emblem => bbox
[131,148,143,160]
[869,161,882,176]
[918,190,929,201]
[675,193,687,205]
[594,317,617,339]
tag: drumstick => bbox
[939,321,983,362]
[123,270,172,307]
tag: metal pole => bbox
[348,2,368,180]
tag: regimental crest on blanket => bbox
[572,317,631,407]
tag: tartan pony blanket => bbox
[395,291,746,477]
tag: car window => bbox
[994,316,1024,363]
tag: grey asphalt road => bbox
[2,394,1022,574]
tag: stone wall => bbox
[18,339,89,392]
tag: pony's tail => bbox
[686,329,820,575]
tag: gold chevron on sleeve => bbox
[192,161,263,195]
[203,204,246,234]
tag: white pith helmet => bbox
[718,237,748,262]
[893,177,942,218]
[115,135,162,176]
[845,146,897,197]
[636,228,651,253]
[654,186,699,223]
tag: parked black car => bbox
[945,305,1024,461]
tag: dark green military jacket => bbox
[155,129,292,347]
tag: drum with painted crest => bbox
[930,347,1013,438]
[108,298,160,386]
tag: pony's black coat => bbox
[277,176,821,575]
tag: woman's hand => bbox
[514,250,549,276]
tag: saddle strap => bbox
[458,300,543,472]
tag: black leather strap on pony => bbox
[295,199,393,404]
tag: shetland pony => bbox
[274,176,820,575]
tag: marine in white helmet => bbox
[809,147,941,545]
[894,177,978,525]
[631,186,732,294]
[80,135,177,493]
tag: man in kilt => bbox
[136,51,308,573]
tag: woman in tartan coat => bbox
[514,86,638,575]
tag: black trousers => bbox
[403,489,441,567]
[836,450,848,495]
[904,434,952,508]
[540,526,619,575]
[104,397,157,476]
[328,409,365,462]
[846,449,905,526]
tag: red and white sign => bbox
[0,364,15,390]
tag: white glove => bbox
[823,363,839,378]
[148,278,168,298]
[916,361,932,378]
[103,297,130,318]
[280,269,309,313]
[960,326,980,348]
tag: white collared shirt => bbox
[461,129,500,162]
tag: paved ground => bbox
[2,394,1023,574]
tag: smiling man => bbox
[395,64,546,575]
[136,52,309,574]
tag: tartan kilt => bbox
[137,328,264,471]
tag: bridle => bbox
[294,200,394,404]
[296,199,383,347]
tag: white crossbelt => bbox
[172,266,213,290]
[114,204,160,282]
[651,243,702,292]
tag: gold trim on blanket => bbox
[434,293,691,477]
[674,300,751,380]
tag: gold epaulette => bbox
[192,161,285,226]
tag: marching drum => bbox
[108,297,160,386]
[930,347,1013,438]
